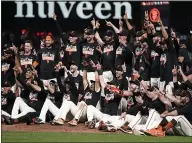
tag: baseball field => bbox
[2,124,192,142]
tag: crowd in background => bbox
[1,11,192,137]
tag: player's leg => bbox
[2,110,11,117]
[38,98,59,123]
[166,116,192,136]
[141,109,163,131]
[11,97,36,119]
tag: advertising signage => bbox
[14,1,133,19]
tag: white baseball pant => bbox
[2,110,11,117]
[38,98,59,122]
[150,78,160,88]
[132,109,163,131]
[87,105,135,130]
[54,100,87,122]
[166,116,192,136]
[11,97,36,119]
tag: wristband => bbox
[97,70,103,75]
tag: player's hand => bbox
[52,13,57,20]
[144,10,149,21]
[91,18,96,28]
[123,11,128,20]
[105,20,113,27]
[172,65,177,76]
[54,64,61,72]
[160,113,167,118]
[95,20,100,29]
[26,80,32,85]
[119,19,123,26]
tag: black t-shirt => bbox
[115,43,133,77]
[1,90,16,112]
[177,100,192,122]
[1,58,15,86]
[72,74,84,96]
[160,38,178,82]
[63,43,81,69]
[35,47,60,79]
[150,49,161,78]
[102,41,117,71]
[19,53,36,70]
[63,91,78,105]
[84,88,101,107]
[81,42,100,72]
[144,98,165,114]
[102,77,128,115]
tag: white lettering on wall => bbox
[57,2,75,18]
[14,1,132,19]
[37,2,47,18]
[76,2,93,19]
[95,2,111,19]
[15,0,35,18]
[113,2,132,19]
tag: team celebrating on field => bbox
[1,11,192,137]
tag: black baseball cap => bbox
[115,65,123,71]
[70,61,77,66]
[90,79,96,83]
[49,80,57,86]
[136,30,145,37]
[129,80,140,87]
[104,30,114,36]
[69,31,78,37]
[107,80,115,85]
[86,29,95,35]
[153,32,162,37]
[118,30,128,36]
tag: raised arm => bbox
[159,19,168,40]
[105,20,120,34]
[123,12,133,31]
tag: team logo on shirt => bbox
[20,57,33,68]
[42,52,55,63]
[160,53,167,66]
[2,63,10,73]
[83,46,94,58]
[75,83,79,90]
[105,93,115,101]
[65,45,77,55]
[103,45,114,55]
[84,92,92,100]
[60,50,64,59]
[63,94,70,101]
[1,96,7,105]
[29,92,38,102]
[116,47,123,55]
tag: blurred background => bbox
[1,1,192,46]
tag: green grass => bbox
[2,131,192,142]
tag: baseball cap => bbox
[129,80,140,87]
[153,32,162,37]
[45,35,54,41]
[107,80,115,85]
[118,30,128,36]
[180,90,191,97]
[104,30,114,36]
[86,29,95,35]
[69,31,78,37]
[69,61,77,66]
[90,79,96,83]
[115,65,123,71]
[49,80,57,86]
[136,30,145,37]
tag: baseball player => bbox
[145,90,192,137]
[52,69,101,126]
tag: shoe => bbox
[50,119,56,125]
[144,128,165,137]
[54,118,64,125]
[68,119,77,126]
[119,125,133,133]
[35,117,45,124]
[85,121,89,127]
[134,130,145,136]
[2,115,13,125]
[87,119,96,129]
